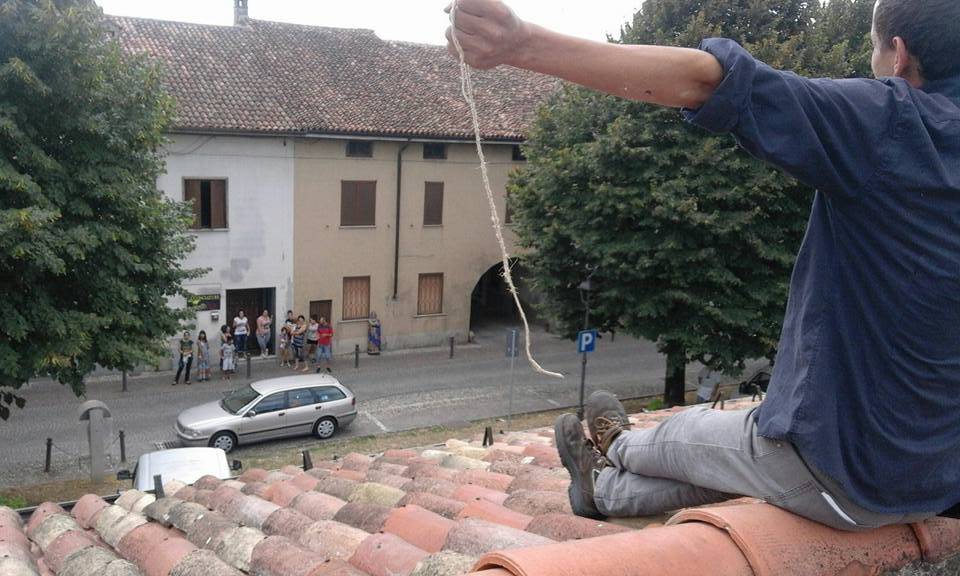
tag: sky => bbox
[94,0,642,45]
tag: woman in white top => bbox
[233,310,249,357]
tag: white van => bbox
[117,447,241,492]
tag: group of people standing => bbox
[172,308,336,384]
[276,310,335,373]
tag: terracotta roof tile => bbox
[347,483,406,508]
[296,520,368,562]
[330,469,367,483]
[457,500,532,531]
[264,481,304,507]
[400,478,459,500]
[367,462,408,477]
[363,470,410,490]
[261,508,315,540]
[316,477,360,502]
[408,551,478,576]
[442,518,553,557]
[452,484,509,507]
[249,535,327,576]
[501,491,571,517]
[349,533,429,576]
[289,491,346,522]
[289,473,321,492]
[523,513,630,542]
[397,492,466,520]
[238,469,270,483]
[332,502,392,534]
[382,505,457,553]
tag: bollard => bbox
[302,450,313,471]
[449,336,455,358]
[122,370,128,393]
[153,475,165,499]
[246,354,251,379]
[119,430,127,463]
[354,344,360,369]
[482,426,494,447]
[44,438,52,473]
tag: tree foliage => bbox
[0,0,201,419]
[510,0,874,404]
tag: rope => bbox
[449,1,563,379]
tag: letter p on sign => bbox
[577,329,597,354]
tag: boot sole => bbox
[554,415,603,520]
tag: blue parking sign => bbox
[577,329,597,353]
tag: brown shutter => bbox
[417,273,443,315]
[342,277,370,320]
[359,181,376,226]
[210,180,227,228]
[184,179,201,229]
[341,181,355,226]
[424,182,444,226]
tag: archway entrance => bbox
[469,262,538,331]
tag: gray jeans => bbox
[594,406,933,531]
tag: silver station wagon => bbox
[175,375,357,453]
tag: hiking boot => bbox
[585,390,632,456]
[554,413,605,519]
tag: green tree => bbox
[511,0,874,405]
[0,0,201,419]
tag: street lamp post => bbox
[577,278,592,420]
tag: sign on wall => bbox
[187,292,221,311]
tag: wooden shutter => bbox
[341,181,375,226]
[418,273,443,315]
[210,180,227,228]
[342,277,370,320]
[424,182,444,226]
[184,179,201,229]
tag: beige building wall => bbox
[293,138,523,353]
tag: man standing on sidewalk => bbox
[315,317,334,374]
[446,0,960,530]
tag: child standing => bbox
[196,330,210,382]
[278,325,290,367]
[221,334,236,380]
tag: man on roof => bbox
[446,0,960,531]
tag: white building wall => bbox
[158,134,295,359]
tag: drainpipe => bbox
[393,140,411,299]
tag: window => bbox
[288,388,315,408]
[418,273,444,315]
[346,140,373,158]
[311,386,346,403]
[504,190,513,224]
[342,276,371,320]
[423,182,444,226]
[184,179,227,229]
[512,145,526,162]
[340,181,376,226]
[423,143,447,160]
[253,392,287,414]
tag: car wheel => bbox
[313,417,337,440]
[209,431,237,453]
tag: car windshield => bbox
[221,385,260,414]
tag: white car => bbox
[117,447,241,491]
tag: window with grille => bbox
[341,181,376,226]
[346,141,373,158]
[423,143,447,160]
[184,179,227,229]
[342,276,371,320]
[417,273,444,316]
[424,182,444,226]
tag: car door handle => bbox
[315,405,322,410]
[278,412,285,417]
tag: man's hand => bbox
[445,0,530,69]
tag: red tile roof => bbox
[109,17,557,141]
[8,397,960,576]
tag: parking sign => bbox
[577,329,597,353]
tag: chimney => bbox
[234,0,248,25]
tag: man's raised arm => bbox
[445,0,723,109]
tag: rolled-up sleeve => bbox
[683,38,902,197]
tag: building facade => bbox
[114,6,554,355]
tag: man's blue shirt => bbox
[685,38,960,515]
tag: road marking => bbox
[362,411,390,432]
[546,399,561,407]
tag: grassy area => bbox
[0,386,744,508]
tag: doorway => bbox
[226,287,276,354]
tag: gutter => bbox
[393,140,411,299]
[166,128,523,145]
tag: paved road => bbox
[0,325,762,488]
